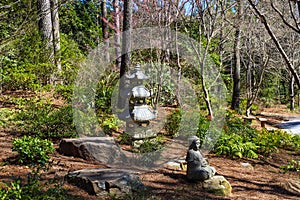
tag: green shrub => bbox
[0,174,71,200]
[224,110,259,138]
[164,109,182,135]
[12,136,55,166]
[100,115,120,135]
[2,70,38,91]
[291,135,300,149]
[138,136,164,153]
[117,132,133,145]
[95,71,119,115]
[54,84,74,102]
[196,114,211,146]
[253,129,295,155]
[16,98,77,139]
[214,133,258,159]
[214,111,300,159]
[0,179,23,200]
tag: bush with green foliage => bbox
[213,111,300,159]
[214,133,258,159]
[164,109,182,135]
[15,98,77,139]
[100,115,120,135]
[137,136,164,153]
[12,136,55,166]
[117,132,133,145]
[253,129,293,155]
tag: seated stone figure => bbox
[186,137,216,181]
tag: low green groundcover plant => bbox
[12,136,55,166]
[280,160,300,172]
[213,111,300,159]
[15,98,77,139]
[0,175,71,200]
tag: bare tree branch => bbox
[270,1,300,33]
[248,0,300,88]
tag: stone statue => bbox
[186,137,216,181]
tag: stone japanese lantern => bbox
[123,65,157,140]
[127,65,157,124]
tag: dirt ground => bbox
[1,96,300,199]
[1,132,300,200]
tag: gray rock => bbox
[59,137,126,166]
[165,161,182,171]
[65,168,144,196]
[59,136,188,171]
[165,159,187,171]
[202,175,232,196]
[240,162,254,171]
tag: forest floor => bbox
[1,93,300,199]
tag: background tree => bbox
[231,0,242,111]
[101,0,110,62]
[118,0,133,109]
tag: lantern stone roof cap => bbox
[125,65,149,80]
[132,85,150,98]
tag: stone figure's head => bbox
[189,136,201,150]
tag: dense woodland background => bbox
[1,0,300,199]
[2,0,300,114]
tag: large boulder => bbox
[65,168,144,196]
[59,137,188,170]
[59,137,126,167]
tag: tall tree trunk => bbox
[50,0,61,83]
[246,63,252,116]
[201,40,214,119]
[101,0,110,62]
[37,0,54,84]
[113,0,121,69]
[231,0,241,111]
[37,0,53,55]
[290,74,295,110]
[118,0,132,109]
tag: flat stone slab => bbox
[65,168,144,196]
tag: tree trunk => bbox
[102,0,110,62]
[118,0,132,109]
[50,0,61,83]
[246,63,252,116]
[113,0,121,69]
[231,0,241,111]
[290,74,295,110]
[120,0,132,77]
[37,0,53,55]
